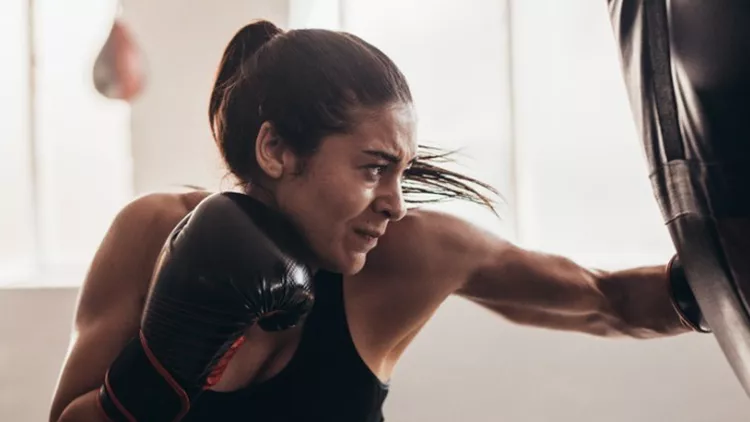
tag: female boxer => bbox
[49,20,705,422]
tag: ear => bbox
[255,121,287,179]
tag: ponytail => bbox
[209,20,283,144]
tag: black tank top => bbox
[183,270,389,422]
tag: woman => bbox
[49,20,704,422]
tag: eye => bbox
[363,164,388,181]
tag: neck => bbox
[243,183,278,209]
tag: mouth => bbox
[352,228,384,250]
[354,228,384,239]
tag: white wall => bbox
[2,1,749,421]
[125,0,290,194]
[0,288,79,422]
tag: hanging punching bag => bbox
[608,0,750,397]
[93,2,146,102]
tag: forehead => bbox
[346,105,417,159]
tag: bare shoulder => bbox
[117,190,210,231]
[108,191,207,249]
[344,208,511,365]
[363,208,506,288]
[104,190,212,261]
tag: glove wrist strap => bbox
[98,332,193,422]
[667,255,712,333]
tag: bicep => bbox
[49,194,185,421]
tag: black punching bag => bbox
[609,0,750,397]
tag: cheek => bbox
[308,177,373,248]
[283,170,374,254]
[318,175,372,220]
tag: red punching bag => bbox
[93,3,146,102]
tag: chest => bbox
[208,324,303,391]
[192,322,387,421]
[208,274,405,393]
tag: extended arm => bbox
[459,243,693,338]
[375,210,701,339]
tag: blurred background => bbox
[1,0,748,420]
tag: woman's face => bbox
[272,105,418,275]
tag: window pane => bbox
[34,0,133,274]
[0,0,35,283]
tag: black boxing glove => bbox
[98,192,314,421]
[667,255,711,333]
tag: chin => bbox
[333,252,368,276]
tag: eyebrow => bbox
[363,149,417,166]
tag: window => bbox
[0,0,35,282]
[0,0,133,287]
[510,1,675,268]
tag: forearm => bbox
[597,263,692,338]
[56,390,108,422]
[462,245,701,338]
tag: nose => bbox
[373,180,407,221]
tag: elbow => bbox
[51,390,105,422]
[49,395,72,422]
[53,404,74,422]
[51,410,65,422]
[49,402,65,422]
[54,405,86,422]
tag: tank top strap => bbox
[305,270,348,336]
[307,270,389,390]
[311,270,343,304]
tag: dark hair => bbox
[209,20,501,213]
